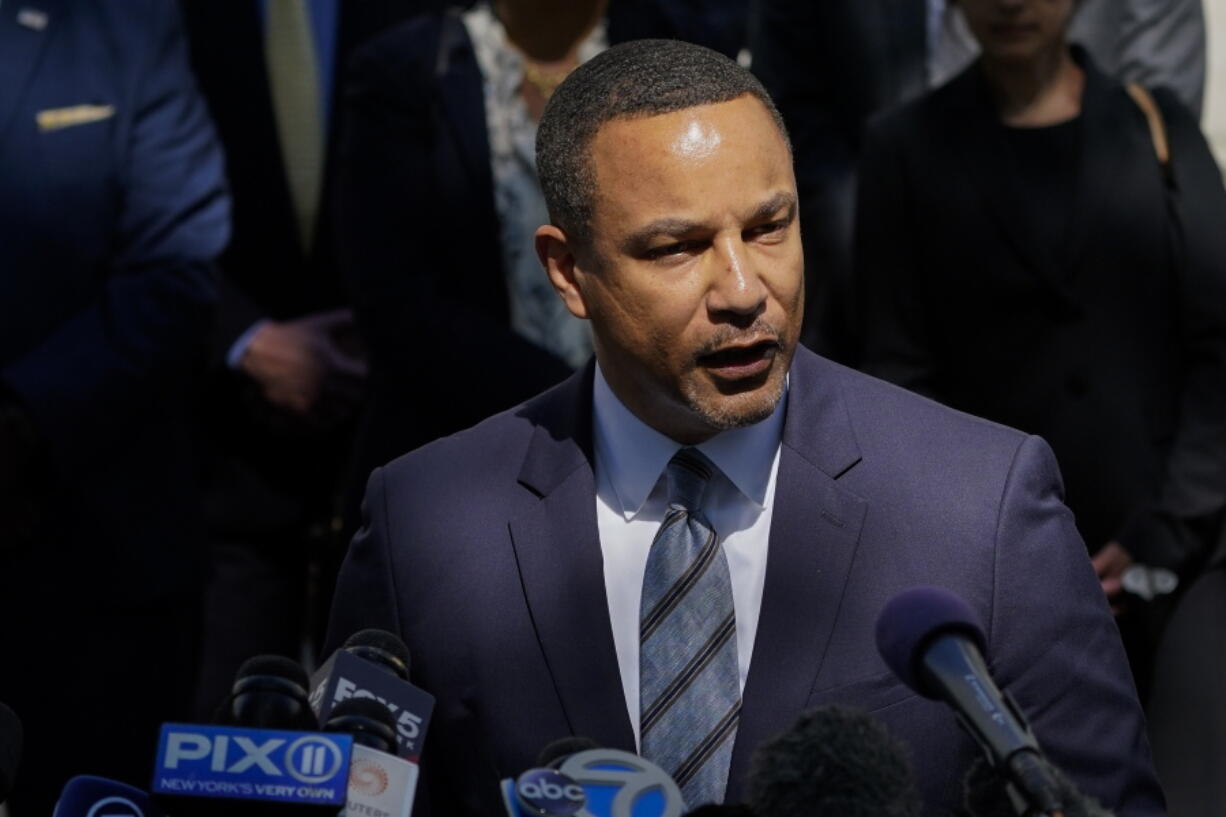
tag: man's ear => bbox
[536,224,591,320]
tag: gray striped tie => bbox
[640,448,740,807]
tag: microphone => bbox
[339,628,411,678]
[0,701,21,804]
[503,741,688,817]
[537,737,599,769]
[152,655,352,816]
[310,630,435,761]
[325,698,399,754]
[151,722,354,816]
[500,738,595,817]
[681,807,755,817]
[226,655,319,731]
[963,757,1115,817]
[747,705,920,817]
[875,587,1063,816]
[53,776,164,817]
[501,766,588,817]
[555,746,687,817]
[325,697,419,817]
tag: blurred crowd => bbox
[0,0,1223,815]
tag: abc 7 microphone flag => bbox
[503,747,687,817]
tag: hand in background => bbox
[239,309,368,424]
[1092,541,1135,616]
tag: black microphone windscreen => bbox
[682,806,756,816]
[749,705,921,817]
[228,654,317,730]
[536,736,600,768]
[324,697,399,754]
[963,757,1116,817]
[0,701,21,803]
[875,586,987,696]
[235,654,310,688]
[342,629,411,678]
[329,697,397,726]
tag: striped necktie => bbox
[266,0,324,254]
[640,448,740,807]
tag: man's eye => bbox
[747,221,787,238]
[645,241,695,260]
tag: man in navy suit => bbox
[0,2,227,812]
[326,40,1164,816]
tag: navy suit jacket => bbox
[327,348,1165,816]
[0,0,228,595]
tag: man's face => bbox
[958,0,1074,63]
[568,95,803,443]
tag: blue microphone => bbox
[508,743,688,817]
[502,767,589,817]
[876,586,1064,817]
[53,776,164,817]
[151,722,353,815]
[153,655,353,816]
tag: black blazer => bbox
[750,0,928,362]
[0,0,228,596]
[181,0,426,349]
[854,52,1226,572]
[180,0,424,531]
[336,12,573,493]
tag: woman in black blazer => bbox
[853,0,1226,674]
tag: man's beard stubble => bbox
[681,317,790,432]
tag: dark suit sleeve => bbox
[326,466,403,654]
[0,1,228,464]
[854,117,938,397]
[327,466,449,817]
[1115,90,1226,572]
[990,435,1166,816]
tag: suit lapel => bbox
[727,351,867,801]
[0,0,60,148]
[505,352,874,793]
[433,11,494,192]
[1062,53,1135,279]
[507,365,638,752]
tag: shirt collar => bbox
[592,363,787,519]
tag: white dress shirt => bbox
[591,364,785,748]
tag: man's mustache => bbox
[692,320,785,360]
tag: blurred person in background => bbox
[0,1,228,812]
[338,0,761,500]
[750,0,1206,364]
[606,0,749,60]
[854,0,1226,713]
[335,0,609,506]
[179,0,425,719]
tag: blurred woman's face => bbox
[958,0,1075,64]
[496,0,607,61]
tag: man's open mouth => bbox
[698,339,780,379]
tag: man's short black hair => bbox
[536,38,790,244]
